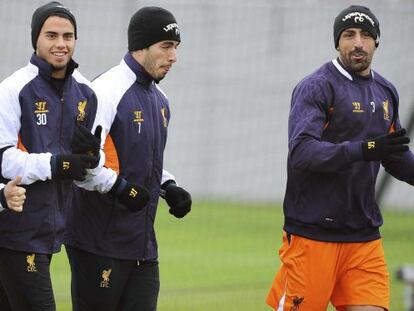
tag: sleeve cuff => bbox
[346,141,364,162]
[160,179,177,198]
[0,188,8,210]
[109,176,127,195]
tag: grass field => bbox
[51,201,414,310]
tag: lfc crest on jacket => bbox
[160,107,168,127]
[77,100,87,121]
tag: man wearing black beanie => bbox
[64,6,191,311]
[31,1,77,50]
[267,5,414,311]
[0,2,98,310]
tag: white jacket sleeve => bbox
[74,165,118,193]
[0,73,52,185]
[1,148,52,185]
[161,169,176,185]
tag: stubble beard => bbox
[341,49,372,75]
[52,64,67,71]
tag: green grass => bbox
[51,201,414,310]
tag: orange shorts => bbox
[266,232,389,310]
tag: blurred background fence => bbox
[1,0,414,208]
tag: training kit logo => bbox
[100,268,112,288]
[163,22,180,36]
[34,101,48,114]
[133,111,144,122]
[291,296,304,310]
[26,253,37,272]
[62,161,70,170]
[34,101,49,125]
[100,269,112,288]
[133,111,144,134]
[383,100,390,121]
[77,100,87,121]
[367,141,376,149]
[342,12,375,26]
[129,187,138,198]
[160,107,168,127]
[352,102,364,113]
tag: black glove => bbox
[71,125,102,156]
[109,176,150,212]
[51,154,98,181]
[162,181,192,218]
[362,128,410,161]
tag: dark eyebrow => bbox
[161,41,180,48]
[44,31,74,36]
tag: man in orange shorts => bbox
[267,5,414,311]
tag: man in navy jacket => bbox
[0,2,97,310]
[267,5,414,311]
[65,6,192,311]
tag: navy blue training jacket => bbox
[65,52,171,261]
[0,53,97,254]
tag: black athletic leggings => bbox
[0,247,55,311]
[66,245,160,311]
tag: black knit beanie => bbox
[31,1,77,50]
[128,6,181,51]
[333,5,380,48]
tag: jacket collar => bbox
[124,52,154,87]
[332,58,374,82]
[30,53,78,80]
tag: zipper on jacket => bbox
[48,94,65,251]
[52,96,65,251]
[59,97,65,149]
[141,88,159,261]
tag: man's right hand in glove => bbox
[51,154,98,181]
[109,176,150,212]
[362,128,410,161]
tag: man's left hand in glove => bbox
[71,125,102,168]
[161,180,192,218]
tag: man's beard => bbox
[341,48,372,75]
[52,64,67,71]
